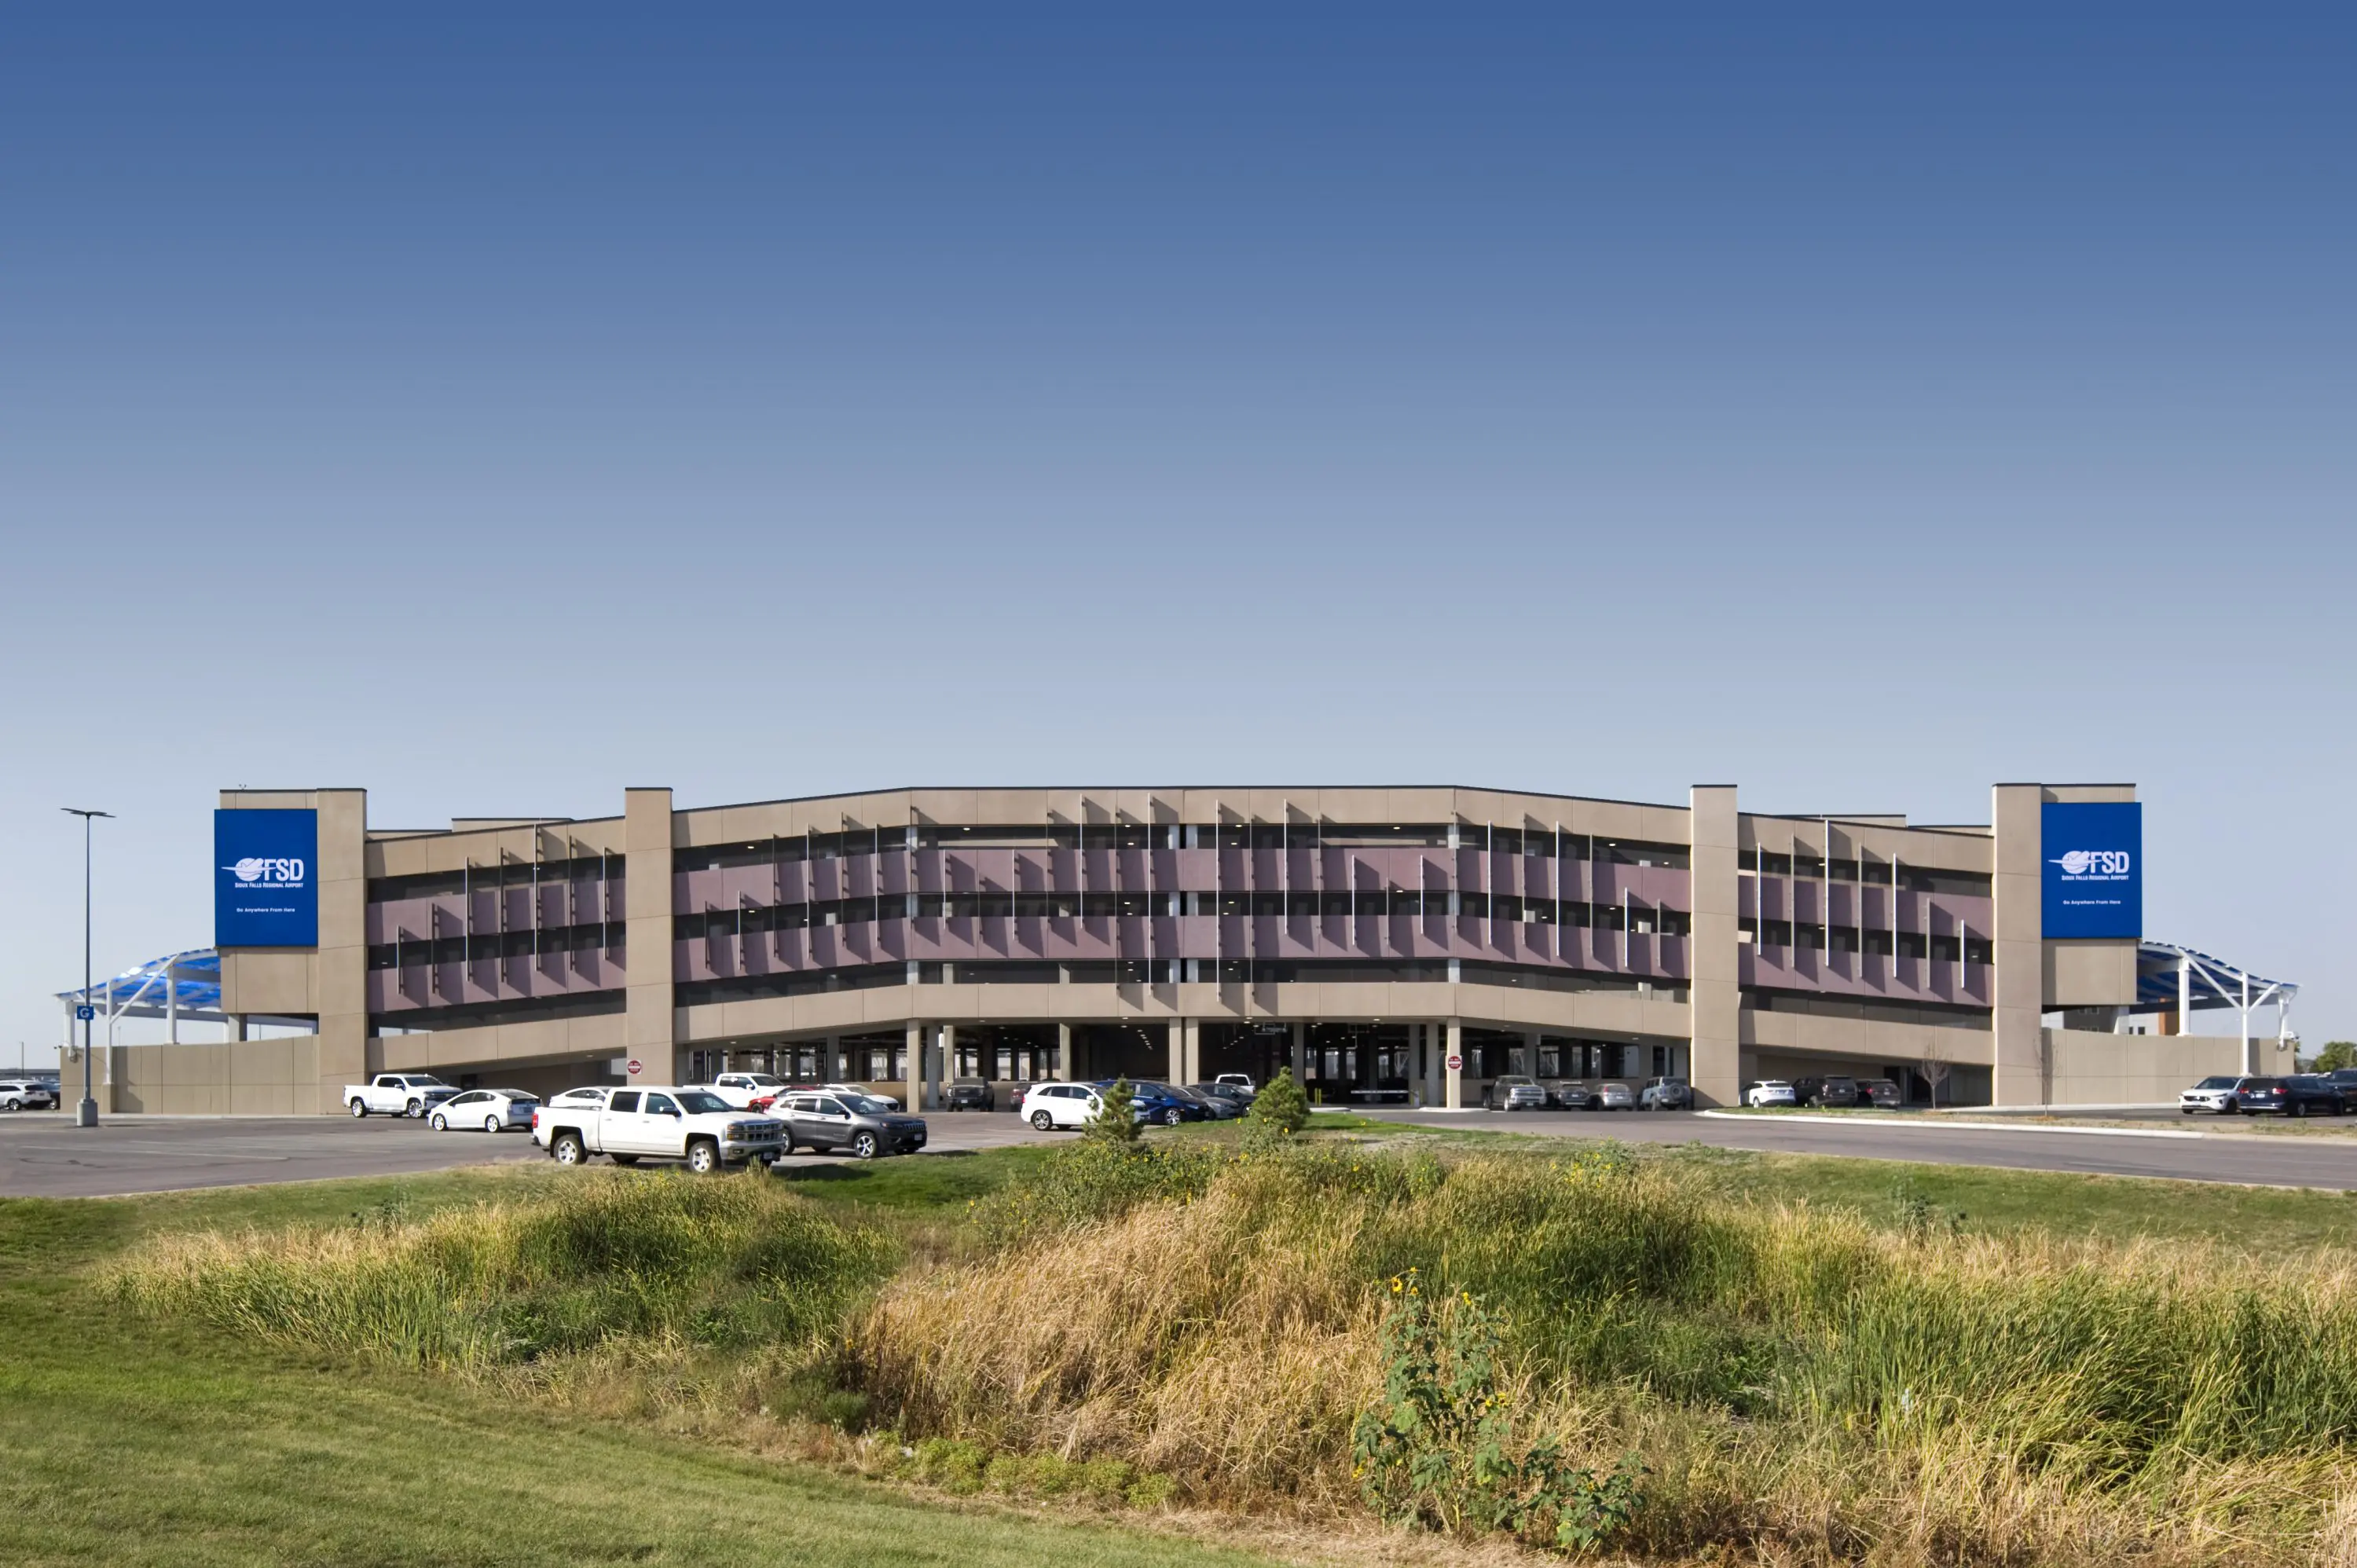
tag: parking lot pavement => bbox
[0,1109,1067,1200]
[1360,1108,2357,1189]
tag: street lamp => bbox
[61,808,112,1128]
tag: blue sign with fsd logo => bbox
[2041,801,2141,940]
[215,808,319,947]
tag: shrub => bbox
[1083,1078,1141,1145]
[1243,1067,1309,1149]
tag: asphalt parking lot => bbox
[0,1109,1061,1200]
[12,1105,2357,1200]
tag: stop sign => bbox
[625,1058,643,1077]
[1446,1053,1463,1072]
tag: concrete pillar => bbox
[1992,785,2046,1107]
[825,1034,841,1081]
[1523,1029,1541,1077]
[1687,785,1742,1108]
[1445,1018,1463,1109]
[1289,1020,1307,1083]
[313,788,369,1117]
[931,1024,951,1110]
[1168,1017,1185,1084]
[623,787,679,1083]
[904,1021,923,1109]
[1057,1022,1072,1080]
[1183,1018,1201,1083]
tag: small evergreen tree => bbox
[1244,1066,1310,1144]
[1084,1077,1142,1145]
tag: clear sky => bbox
[3,5,2350,1062]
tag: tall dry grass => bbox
[106,1171,891,1372]
[860,1147,2357,1563]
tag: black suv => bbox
[1812,1075,1863,1108]
[944,1080,992,1112]
[2235,1076,2346,1117]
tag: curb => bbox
[1695,1110,2204,1141]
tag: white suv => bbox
[706,1072,790,1108]
[1021,1082,1106,1131]
[0,1080,57,1112]
[1746,1079,1799,1108]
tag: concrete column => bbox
[931,1024,951,1109]
[1523,1029,1541,1077]
[825,1034,841,1080]
[1992,785,2046,1107]
[1433,1013,1452,1112]
[1687,785,1742,1108]
[1289,1020,1307,1083]
[623,787,679,1083]
[313,788,369,1117]
[1057,1022,1072,1080]
[1168,1018,1185,1084]
[904,1020,922,1108]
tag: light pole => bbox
[62,808,112,1127]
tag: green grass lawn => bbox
[0,1174,1275,1568]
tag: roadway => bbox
[0,1109,1054,1200]
[8,1106,2357,1200]
[1367,1108,2357,1189]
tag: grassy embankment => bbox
[24,1129,2357,1564]
[0,1162,1273,1568]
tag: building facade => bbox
[155,780,2243,1116]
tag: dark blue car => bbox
[1091,1079,1208,1127]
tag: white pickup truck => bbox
[532,1084,786,1174]
[345,1072,461,1119]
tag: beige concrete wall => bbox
[1990,785,2045,1105]
[1741,1006,1995,1067]
[624,788,677,1080]
[109,1037,322,1116]
[2044,1028,2242,1106]
[1688,786,1741,1107]
[678,980,1693,1052]
[2044,940,2139,1008]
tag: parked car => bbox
[775,1090,929,1157]
[345,1073,460,1119]
[1021,1081,1109,1130]
[1638,1076,1691,1110]
[2179,1075,2253,1115]
[1860,1079,1904,1109]
[1746,1079,1798,1108]
[545,1085,613,1111]
[533,1085,786,1172]
[1183,1083,1248,1119]
[705,1072,790,1109]
[943,1079,993,1112]
[1107,1081,1208,1126]
[1551,1079,1633,1111]
[822,1082,900,1111]
[1811,1076,1862,1108]
[1483,1074,1549,1111]
[2319,1068,2357,1108]
[0,1079,57,1112]
[2234,1076,2344,1117]
[429,1088,538,1133]
[1214,1073,1256,1099]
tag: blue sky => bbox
[3,5,2350,1060]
